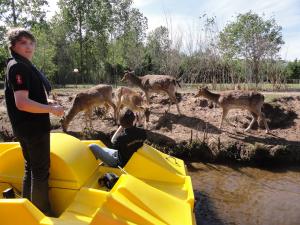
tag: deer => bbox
[115,86,150,126]
[121,71,181,115]
[195,87,270,133]
[61,84,116,132]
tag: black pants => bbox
[17,132,52,215]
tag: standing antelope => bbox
[121,71,181,115]
[115,86,150,126]
[195,87,270,133]
[61,84,116,131]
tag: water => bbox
[189,163,300,225]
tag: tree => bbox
[285,59,300,80]
[146,26,171,74]
[119,8,147,70]
[58,0,88,83]
[31,26,56,83]
[49,11,75,85]
[57,0,115,84]
[0,0,48,27]
[105,0,147,82]
[219,11,284,86]
[0,25,9,80]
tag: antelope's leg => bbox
[115,103,121,125]
[170,90,181,115]
[107,101,117,121]
[172,93,181,115]
[245,112,258,132]
[259,112,270,133]
[175,102,181,115]
[145,91,150,105]
[219,108,228,129]
[84,109,93,129]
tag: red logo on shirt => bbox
[16,74,23,85]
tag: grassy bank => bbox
[60,129,300,168]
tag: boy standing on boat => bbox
[4,28,64,216]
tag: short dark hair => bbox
[6,28,36,50]
[120,109,135,128]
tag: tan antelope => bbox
[195,87,270,133]
[115,86,150,126]
[121,71,181,115]
[61,85,116,131]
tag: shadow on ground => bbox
[153,112,221,135]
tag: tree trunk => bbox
[79,10,83,83]
[11,0,17,26]
[253,59,259,88]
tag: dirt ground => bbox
[0,88,299,164]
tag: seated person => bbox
[89,109,147,167]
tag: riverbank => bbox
[0,89,299,166]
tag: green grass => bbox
[2,81,300,96]
[264,94,287,102]
[52,82,300,92]
[181,83,300,92]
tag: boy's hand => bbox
[50,105,64,117]
[47,98,57,105]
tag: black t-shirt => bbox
[112,126,147,167]
[4,53,50,138]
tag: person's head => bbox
[6,28,36,61]
[119,109,135,128]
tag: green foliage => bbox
[219,11,284,85]
[0,25,9,79]
[145,26,171,74]
[107,2,147,73]
[31,26,57,83]
[0,2,297,88]
[0,0,48,27]
[0,47,8,80]
[219,11,284,60]
[285,59,300,79]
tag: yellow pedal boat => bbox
[0,133,196,225]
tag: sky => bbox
[48,0,300,61]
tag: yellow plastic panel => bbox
[49,133,98,189]
[137,144,187,176]
[0,199,49,225]
[0,142,19,154]
[64,188,108,218]
[0,133,98,190]
[124,152,185,184]
[49,188,77,217]
[91,207,138,225]
[91,175,193,225]
[144,176,195,209]
[113,175,193,225]
[0,145,24,184]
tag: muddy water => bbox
[189,163,300,225]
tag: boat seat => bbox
[0,133,98,190]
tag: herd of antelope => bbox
[60,71,270,134]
